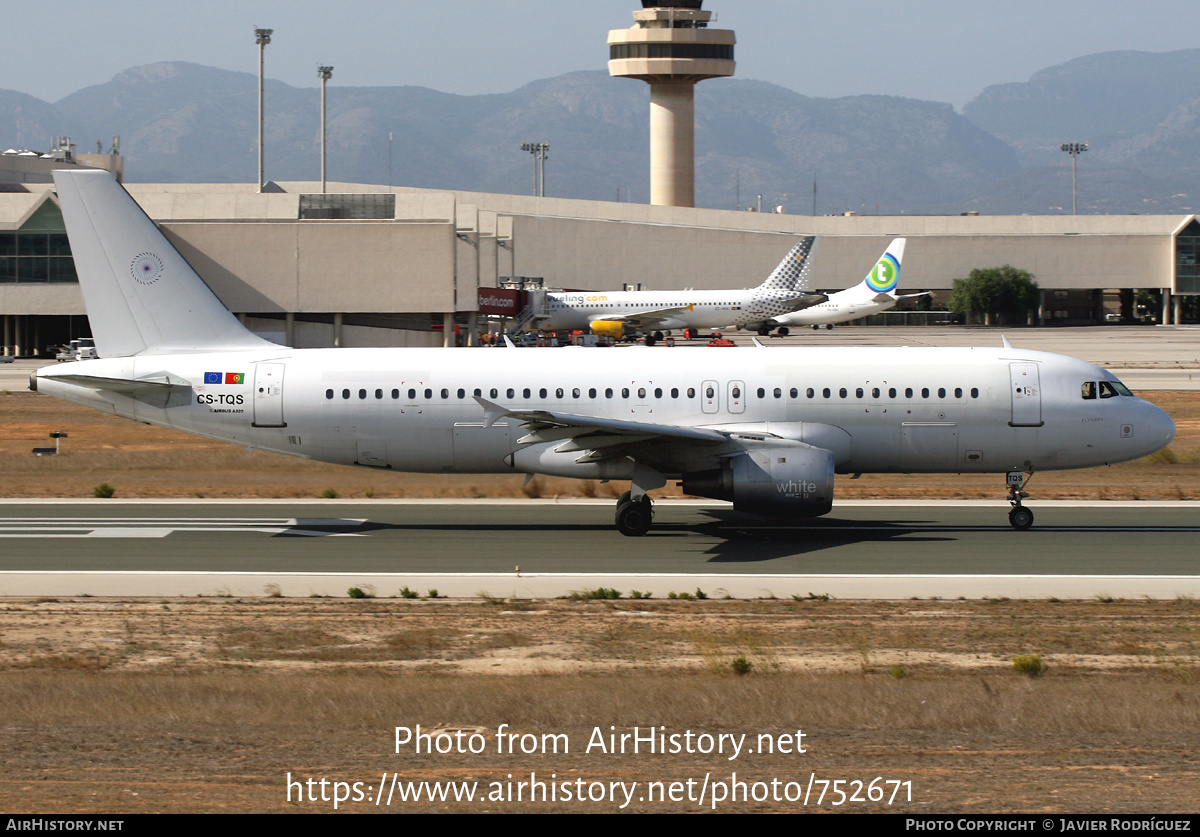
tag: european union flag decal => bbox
[204,372,222,384]
[225,372,245,385]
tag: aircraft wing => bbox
[475,396,727,460]
[587,305,696,329]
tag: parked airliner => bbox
[34,171,1174,536]
[768,238,928,330]
[531,236,826,344]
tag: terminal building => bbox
[1,166,1198,357]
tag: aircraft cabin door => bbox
[1009,362,1043,427]
[252,362,287,428]
[701,380,719,414]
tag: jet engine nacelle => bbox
[682,445,835,518]
[589,320,629,340]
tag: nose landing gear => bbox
[1006,470,1034,530]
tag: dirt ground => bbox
[2,597,1200,814]
[0,390,1196,501]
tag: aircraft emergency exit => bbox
[34,170,1175,536]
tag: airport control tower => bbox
[608,0,735,207]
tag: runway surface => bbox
[1,499,1197,600]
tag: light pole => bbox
[255,27,273,193]
[520,142,549,197]
[318,65,333,193]
[1060,142,1088,215]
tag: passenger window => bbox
[375,389,383,399]
[606,388,614,398]
[905,388,913,398]
[359,389,367,399]
[855,388,863,398]
[392,389,400,399]
[790,388,798,399]
[732,386,741,399]
[408,388,416,400]
[523,388,531,399]
[1081,382,1097,400]
[756,387,765,399]
[921,388,929,398]
[507,388,515,399]
[671,388,679,398]
[325,389,334,399]
[806,388,815,398]
[654,388,662,398]
[823,388,831,398]
[938,387,946,398]
[687,388,696,398]
[572,388,580,399]
[971,388,979,398]
[441,389,449,399]
[888,388,896,398]
[638,388,647,398]
[424,388,432,400]
[489,388,497,398]
[872,388,880,399]
[539,388,547,399]
[622,388,630,398]
[839,388,848,398]
[473,388,481,397]
[706,386,715,398]
[457,389,465,399]
[774,388,782,399]
[954,387,962,399]
[342,389,350,399]
[589,388,597,399]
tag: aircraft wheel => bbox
[653,331,665,341]
[615,490,632,508]
[644,335,657,347]
[615,497,653,537]
[1008,507,1034,531]
[777,327,789,337]
[757,327,770,336]
[812,325,820,331]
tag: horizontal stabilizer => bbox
[44,372,194,409]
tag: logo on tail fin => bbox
[865,253,900,293]
[130,252,165,286]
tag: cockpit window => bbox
[1081,381,1097,400]
[1110,381,1133,396]
[1099,381,1121,399]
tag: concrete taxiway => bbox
[0,499,1197,600]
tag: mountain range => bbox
[2,49,1197,215]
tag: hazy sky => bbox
[6,0,1197,109]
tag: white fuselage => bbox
[37,346,1174,482]
[773,286,896,327]
[537,288,807,333]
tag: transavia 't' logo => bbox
[130,252,165,286]
[866,253,900,293]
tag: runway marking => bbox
[0,518,368,539]
[728,524,1200,534]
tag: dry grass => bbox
[1,390,1198,499]
[2,598,1200,813]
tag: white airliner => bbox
[531,236,826,344]
[34,170,1175,537]
[768,238,928,330]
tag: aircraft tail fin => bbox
[860,238,906,296]
[52,169,275,357]
[757,236,818,292]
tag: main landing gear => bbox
[615,490,653,537]
[1006,469,1034,530]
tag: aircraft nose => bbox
[1140,400,1175,454]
